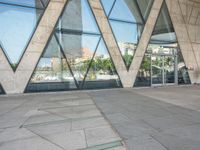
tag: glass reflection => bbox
[84,39,122,89]
[137,0,154,20]
[0,84,4,94]
[27,36,77,92]
[57,33,101,82]
[27,0,122,92]
[30,36,75,83]
[0,1,45,70]
[0,0,49,8]
[101,0,153,69]
[135,2,190,87]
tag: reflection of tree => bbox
[11,63,17,70]
[138,55,151,77]
[123,50,133,68]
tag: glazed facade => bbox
[0,0,199,94]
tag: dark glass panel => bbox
[137,0,154,21]
[26,36,77,92]
[0,84,5,94]
[83,39,122,89]
[177,51,191,84]
[134,54,151,87]
[0,0,44,8]
[150,2,176,44]
[58,0,99,34]
[0,4,43,70]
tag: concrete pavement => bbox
[1,85,200,150]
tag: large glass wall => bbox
[0,0,49,71]
[134,2,190,87]
[26,0,122,92]
[101,0,153,69]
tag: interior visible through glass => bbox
[101,0,154,69]
[26,0,122,92]
[134,2,190,87]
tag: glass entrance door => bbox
[151,55,163,85]
[151,54,177,86]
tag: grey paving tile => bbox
[85,125,121,147]
[106,113,130,124]
[72,117,109,130]
[125,135,167,150]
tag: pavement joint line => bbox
[49,97,92,102]
[38,104,95,111]
[80,140,123,150]
[22,116,104,128]
[149,135,170,150]
[26,128,66,150]
[88,94,127,149]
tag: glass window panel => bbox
[137,0,154,21]
[134,1,191,87]
[110,0,139,23]
[134,54,151,87]
[151,2,175,44]
[30,36,76,87]
[57,32,101,82]
[110,20,140,68]
[41,0,49,7]
[0,4,43,70]
[0,0,44,8]
[100,0,115,16]
[0,84,4,94]
[59,0,99,34]
[84,39,122,89]
[178,51,191,84]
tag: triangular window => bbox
[26,0,122,92]
[101,0,153,69]
[0,0,49,71]
[134,2,190,87]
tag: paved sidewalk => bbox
[1,85,200,150]
[0,92,126,150]
[90,85,200,150]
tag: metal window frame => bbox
[25,0,123,93]
[100,0,153,70]
[0,0,50,72]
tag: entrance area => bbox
[151,53,177,86]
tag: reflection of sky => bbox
[101,0,139,45]
[110,21,138,43]
[109,0,136,22]
[0,0,37,7]
[0,3,39,65]
[81,0,99,33]
[95,39,109,58]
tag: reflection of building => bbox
[118,42,136,56]
[81,48,94,60]
[51,58,61,72]
[0,0,199,94]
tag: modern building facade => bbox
[0,0,200,94]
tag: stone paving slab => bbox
[0,93,126,150]
[90,86,200,150]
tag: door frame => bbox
[150,53,178,87]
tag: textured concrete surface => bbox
[1,0,200,94]
[0,92,125,150]
[90,85,200,150]
[1,85,200,150]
